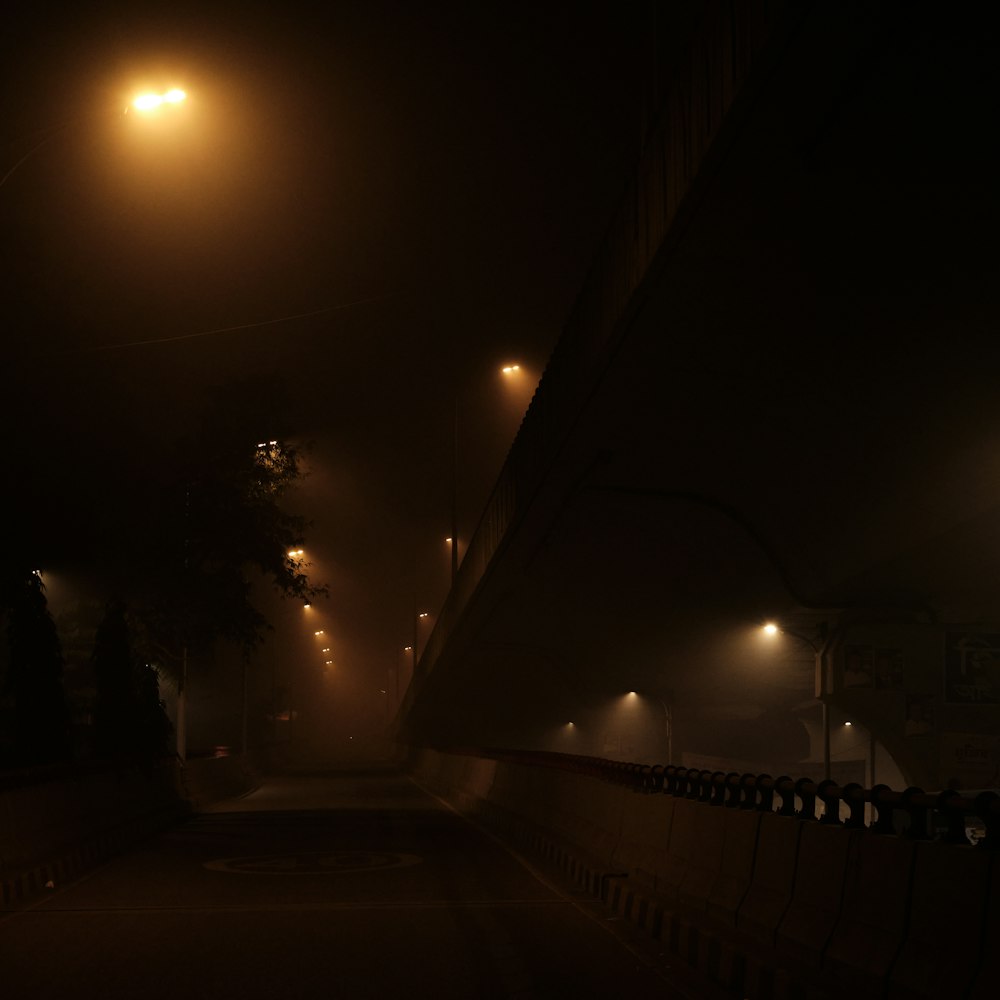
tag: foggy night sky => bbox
[1,2,664,728]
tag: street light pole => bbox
[448,363,527,587]
[763,622,830,780]
[657,695,673,766]
[176,645,188,763]
[451,398,459,583]
[1,121,78,191]
[1,89,187,192]
[631,690,674,764]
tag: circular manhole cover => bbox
[204,851,423,874]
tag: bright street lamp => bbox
[627,690,673,764]
[2,86,191,193]
[449,362,528,583]
[131,89,187,113]
[761,621,830,779]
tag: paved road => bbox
[0,771,686,998]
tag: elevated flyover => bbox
[401,2,1000,794]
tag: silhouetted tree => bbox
[92,600,134,758]
[2,570,72,766]
[133,657,173,764]
[92,600,172,765]
[2,375,322,754]
[114,377,324,663]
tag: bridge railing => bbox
[413,740,998,998]
[435,746,1000,849]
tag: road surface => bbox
[0,770,693,999]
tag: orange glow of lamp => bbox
[131,88,187,112]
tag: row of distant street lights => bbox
[256,367,532,736]
[8,84,530,745]
[447,361,527,580]
[285,547,335,671]
[263,546,335,743]
[559,621,840,778]
[402,361,530,688]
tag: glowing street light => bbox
[0,86,198,751]
[2,86,191,194]
[131,88,187,113]
[761,620,830,779]
[448,362,530,584]
[625,689,673,764]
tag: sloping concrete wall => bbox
[412,748,997,1000]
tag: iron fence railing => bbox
[432,746,1000,850]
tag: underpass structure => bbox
[400,2,1000,795]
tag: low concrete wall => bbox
[0,761,188,905]
[410,748,997,1000]
[0,752,258,907]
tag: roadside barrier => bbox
[660,795,700,898]
[737,811,802,948]
[411,746,998,999]
[968,854,1000,1000]
[707,807,760,926]
[677,792,727,910]
[775,821,859,972]
[887,840,992,1000]
[0,759,187,907]
[823,832,915,997]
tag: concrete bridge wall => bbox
[411,746,996,1000]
